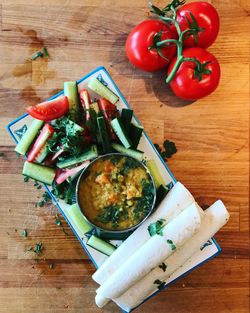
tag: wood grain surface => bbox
[0,0,249,312]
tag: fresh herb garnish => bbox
[166,239,176,250]
[27,242,44,256]
[159,262,167,272]
[23,176,29,182]
[42,47,49,58]
[31,51,44,61]
[96,205,123,228]
[36,191,51,207]
[153,279,166,290]
[121,157,140,175]
[51,180,76,205]
[154,139,177,161]
[133,178,155,221]
[55,214,62,226]
[22,229,28,237]
[148,218,165,236]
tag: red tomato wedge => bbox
[98,98,119,140]
[26,96,69,121]
[27,124,54,162]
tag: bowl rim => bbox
[76,152,157,234]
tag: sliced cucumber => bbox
[15,119,44,155]
[111,118,132,149]
[111,143,143,161]
[121,109,133,134]
[90,102,100,114]
[64,81,80,123]
[88,78,119,104]
[155,184,168,207]
[22,161,56,185]
[129,123,144,149]
[35,143,49,163]
[86,235,116,256]
[66,203,93,234]
[97,116,111,153]
[146,159,165,189]
[56,145,98,169]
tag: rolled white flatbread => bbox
[92,182,194,284]
[96,202,202,299]
[113,200,229,312]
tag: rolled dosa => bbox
[113,200,229,312]
[96,202,202,299]
[92,182,194,284]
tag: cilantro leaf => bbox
[148,219,165,236]
[159,262,167,272]
[166,239,176,250]
[153,279,166,290]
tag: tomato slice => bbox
[27,123,54,162]
[26,96,69,121]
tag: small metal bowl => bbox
[76,153,156,240]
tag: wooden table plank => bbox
[0,0,249,312]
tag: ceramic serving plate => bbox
[7,66,221,312]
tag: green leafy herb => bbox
[23,176,29,182]
[22,229,27,237]
[148,218,165,236]
[133,178,155,221]
[51,180,76,205]
[27,242,44,256]
[36,191,51,207]
[159,262,167,272]
[153,279,166,290]
[121,157,140,175]
[42,47,49,58]
[31,51,44,61]
[154,139,177,161]
[166,239,176,250]
[55,214,62,226]
[96,205,123,228]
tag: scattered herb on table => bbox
[31,51,44,61]
[159,262,167,272]
[36,191,52,207]
[148,218,165,236]
[23,175,29,182]
[153,279,166,290]
[166,239,176,250]
[42,47,49,58]
[154,139,177,161]
[55,214,62,226]
[22,229,28,237]
[51,180,76,205]
[27,242,44,256]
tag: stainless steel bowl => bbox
[76,153,156,240]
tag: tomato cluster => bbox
[125,1,220,101]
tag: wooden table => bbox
[0,0,249,312]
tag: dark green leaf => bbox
[163,140,177,158]
[31,51,44,61]
[42,47,49,58]
[159,262,167,272]
[153,279,166,290]
[22,229,27,237]
[167,239,176,250]
[23,176,29,182]
[148,219,165,237]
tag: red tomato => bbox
[27,123,54,162]
[126,20,177,72]
[26,96,69,121]
[176,2,219,49]
[168,48,220,100]
[98,98,118,140]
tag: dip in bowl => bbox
[76,153,156,239]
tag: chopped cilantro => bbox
[154,139,177,161]
[34,242,43,255]
[159,262,167,272]
[166,239,176,250]
[51,180,76,205]
[153,279,166,290]
[23,176,29,182]
[148,219,165,236]
[55,214,62,226]
[22,229,27,237]
[31,51,44,61]
[96,205,123,228]
[42,47,49,58]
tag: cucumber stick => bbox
[111,118,131,149]
[15,119,44,155]
[35,143,49,163]
[87,235,116,256]
[129,123,143,149]
[121,109,133,134]
[56,145,98,169]
[97,117,111,153]
[22,161,56,185]
[111,143,143,161]
[88,78,119,104]
[146,159,165,188]
[66,204,93,234]
[64,81,80,123]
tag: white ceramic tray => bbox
[7,66,221,312]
